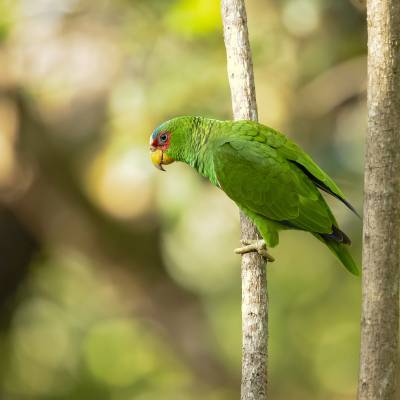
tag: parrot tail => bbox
[314,232,360,276]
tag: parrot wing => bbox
[260,125,359,216]
[227,121,358,216]
[212,138,334,234]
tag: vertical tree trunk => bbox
[221,1,268,399]
[358,1,400,399]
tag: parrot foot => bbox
[234,239,275,262]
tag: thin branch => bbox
[358,0,400,399]
[221,1,268,399]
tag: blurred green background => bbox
[0,0,365,399]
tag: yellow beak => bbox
[150,149,175,171]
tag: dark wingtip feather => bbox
[340,198,362,219]
[290,160,361,218]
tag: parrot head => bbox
[149,118,188,171]
[149,125,175,171]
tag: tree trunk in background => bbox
[358,1,400,399]
[221,1,268,399]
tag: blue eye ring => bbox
[159,133,168,143]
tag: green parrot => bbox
[149,116,359,275]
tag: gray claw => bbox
[234,239,275,262]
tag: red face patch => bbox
[151,131,171,151]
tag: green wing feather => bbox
[224,121,350,206]
[213,138,334,234]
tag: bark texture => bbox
[221,1,268,399]
[358,1,400,399]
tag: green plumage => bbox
[151,116,359,275]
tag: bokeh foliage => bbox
[0,0,365,399]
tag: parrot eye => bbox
[159,133,168,144]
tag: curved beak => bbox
[150,148,175,171]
